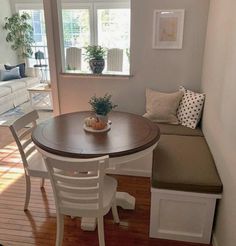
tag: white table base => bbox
[81,217,97,231]
[80,144,157,231]
[81,192,135,231]
[116,192,135,210]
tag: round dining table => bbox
[32,111,160,230]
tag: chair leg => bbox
[24,175,31,211]
[97,216,105,246]
[56,213,64,246]
[112,200,120,224]
[40,178,45,188]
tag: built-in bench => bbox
[149,124,223,244]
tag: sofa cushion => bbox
[0,80,27,92]
[25,67,39,77]
[157,123,203,136]
[152,135,223,194]
[21,77,40,87]
[0,86,11,97]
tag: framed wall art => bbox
[152,9,185,49]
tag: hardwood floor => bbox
[0,126,211,246]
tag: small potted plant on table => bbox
[85,94,117,130]
[84,45,106,74]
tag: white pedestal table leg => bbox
[80,145,156,231]
[80,192,135,231]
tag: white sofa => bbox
[0,67,40,114]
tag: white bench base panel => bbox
[107,144,157,177]
[149,188,221,244]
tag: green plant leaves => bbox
[3,12,34,59]
[89,94,117,116]
[84,45,106,61]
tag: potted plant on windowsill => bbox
[84,45,106,74]
[87,93,117,130]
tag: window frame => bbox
[15,4,50,77]
[14,1,132,77]
[61,3,94,43]
[93,2,130,45]
[14,3,43,12]
[57,0,131,75]
[60,3,93,70]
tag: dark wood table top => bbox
[32,111,160,158]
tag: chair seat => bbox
[27,151,48,178]
[60,175,117,217]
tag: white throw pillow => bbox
[177,86,205,129]
[143,88,184,124]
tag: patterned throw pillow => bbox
[177,86,205,129]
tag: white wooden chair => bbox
[38,149,119,246]
[65,47,82,70]
[107,48,123,72]
[9,110,48,211]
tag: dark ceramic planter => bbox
[89,59,105,74]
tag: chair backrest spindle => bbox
[107,48,123,72]
[9,110,39,171]
[39,150,109,215]
[66,47,82,70]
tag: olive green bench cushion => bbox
[152,135,223,194]
[156,123,203,136]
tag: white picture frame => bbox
[152,9,185,49]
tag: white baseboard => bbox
[212,234,219,246]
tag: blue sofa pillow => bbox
[5,63,26,78]
[0,67,21,81]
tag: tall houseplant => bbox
[84,45,106,74]
[3,13,34,61]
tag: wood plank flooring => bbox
[0,126,211,246]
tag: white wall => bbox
[0,0,18,65]
[201,0,236,246]
[48,0,209,114]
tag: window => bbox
[61,7,91,71]
[62,9,90,48]
[59,0,131,75]
[97,8,130,74]
[31,11,43,43]
[18,7,49,80]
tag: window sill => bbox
[60,71,132,80]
